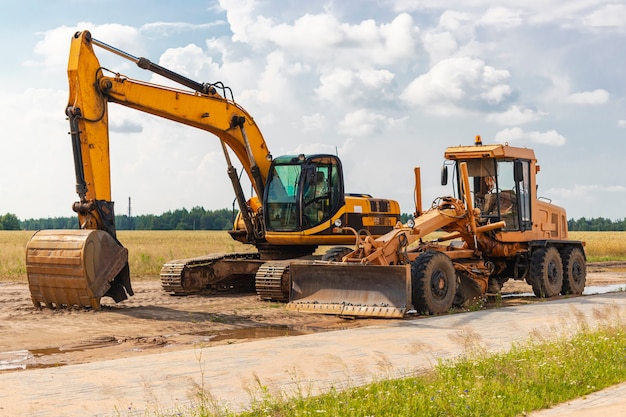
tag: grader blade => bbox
[26,229,131,309]
[287,261,411,318]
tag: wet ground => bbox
[1,262,625,373]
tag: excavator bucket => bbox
[286,261,411,318]
[26,229,131,309]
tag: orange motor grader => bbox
[287,137,587,318]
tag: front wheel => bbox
[528,247,563,298]
[561,247,586,295]
[411,250,457,314]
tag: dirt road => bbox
[1,262,625,372]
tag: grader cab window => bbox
[463,158,532,231]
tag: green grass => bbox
[186,320,626,417]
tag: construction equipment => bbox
[287,136,586,318]
[25,31,400,309]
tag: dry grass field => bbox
[1,230,624,281]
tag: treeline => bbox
[16,207,236,231]
[1,209,625,231]
[567,217,626,231]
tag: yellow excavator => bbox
[25,31,400,309]
[287,137,586,318]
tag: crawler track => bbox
[160,252,262,295]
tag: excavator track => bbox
[255,261,290,301]
[160,252,262,295]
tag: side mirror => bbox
[441,165,449,186]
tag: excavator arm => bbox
[67,31,272,233]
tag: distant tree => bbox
[568,217,626,231]
[0,213,21,230]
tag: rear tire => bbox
[529,247,563,298]
[561,247,586,295]
[321,246,353,262]
[411,250,457,314]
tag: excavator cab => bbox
[264,154,344,232]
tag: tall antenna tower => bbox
[127,196,134,230]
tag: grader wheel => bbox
[528,247,563,298]
[561,247,586,295]
[411,250,457,314]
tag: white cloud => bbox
[301,113,327,133]
[220,0,419,67]
[494,127,566,147]
[218,0,274,46]
[140,21,226,35]
[400,56,512,114]
[26,24,143,75]
[564,89,610,105]
[157,43,220,81]
[422,31,458,64]
[338,109,406,137]
[478,7,524,30]
[315,68,395,104]
[582,4,626,30]
[486,105,545,125]
[618,120,626,128]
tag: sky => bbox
[1,0,625,221]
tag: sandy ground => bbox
[1,262,625,373]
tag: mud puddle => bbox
[0,326,315,372]
[0,336,119,371]
[195,325,313,343]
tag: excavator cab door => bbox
[263,154,344,233]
